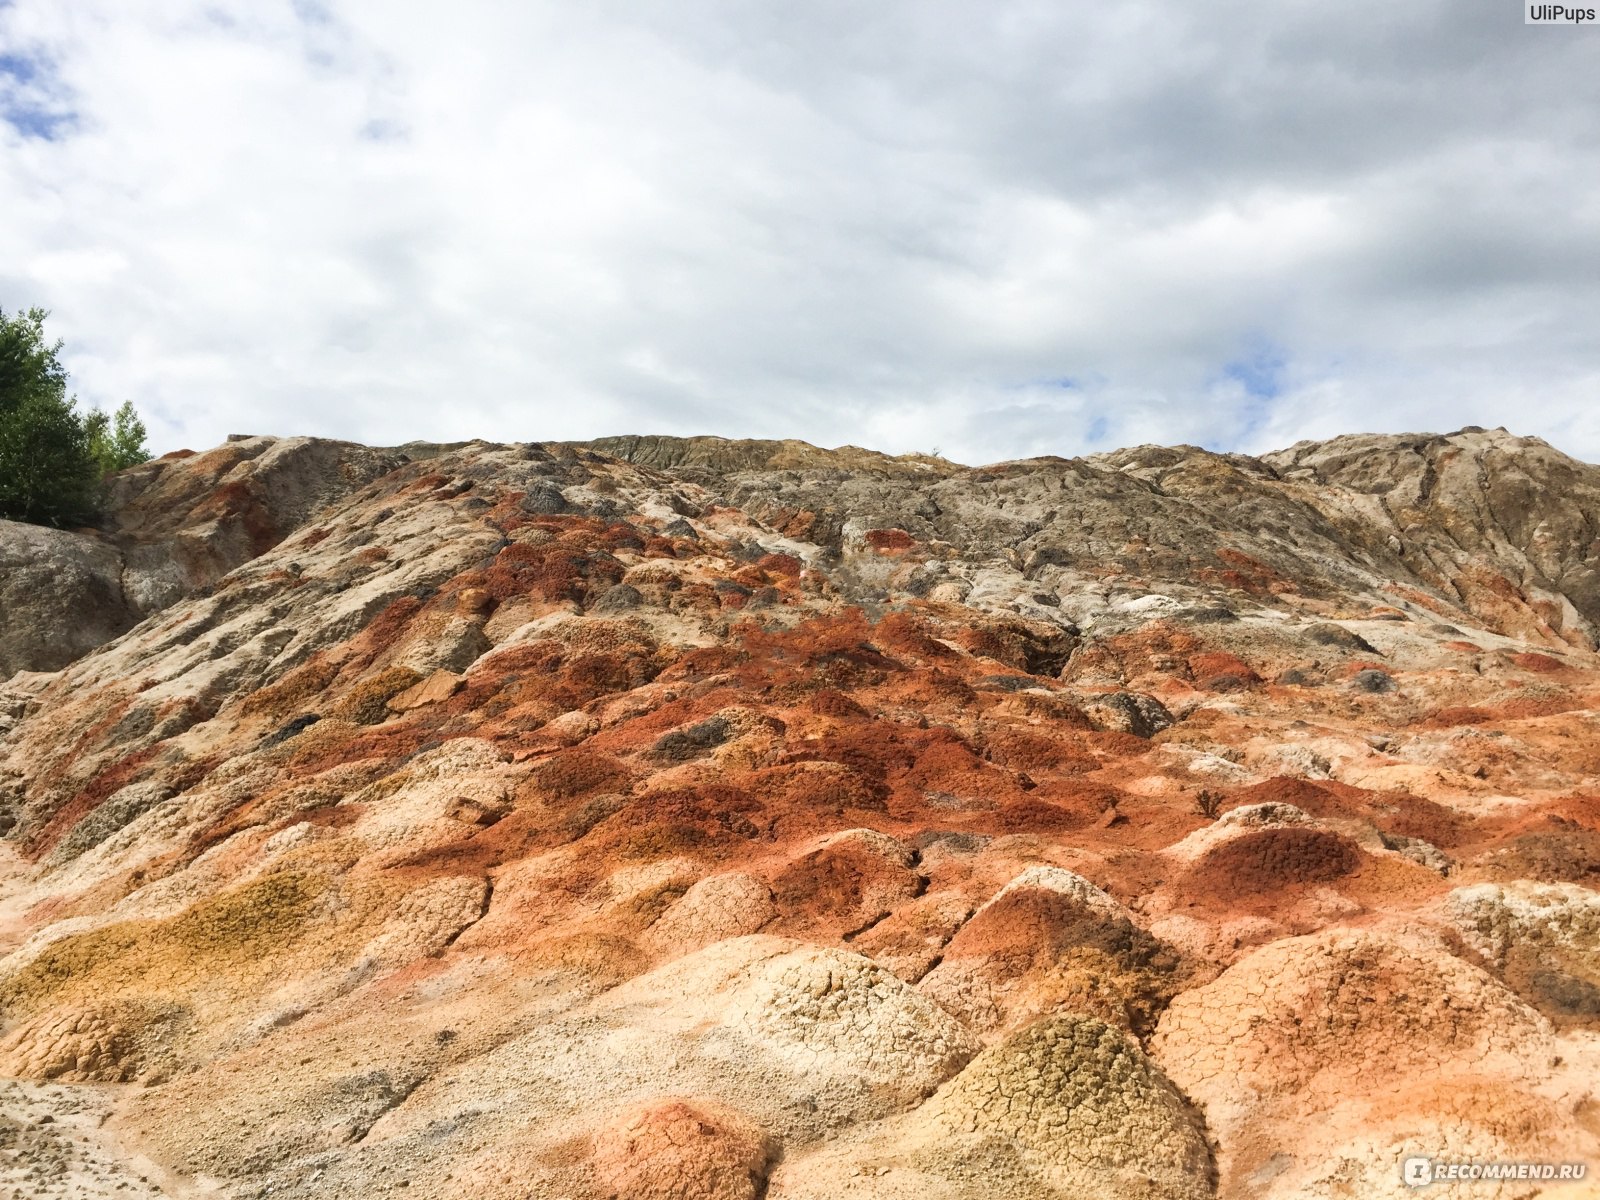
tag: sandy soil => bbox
[0,1079,170,1200]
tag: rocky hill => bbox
[0,427,1597,1198]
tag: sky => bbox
[2,0,1598,466]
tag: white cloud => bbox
[2,0,1598,464]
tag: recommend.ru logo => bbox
[1404,1156,1589,1186]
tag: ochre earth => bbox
[1,428,1598,1198]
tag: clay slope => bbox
[0,428,1597,1199]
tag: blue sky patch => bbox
[1220,339,1286,400]
[0,53,38,85]
[1210,337,1290,447]
[2,103,71,139]
[0,49,75,140]
[359,117,407,142]
[291,0,335,25]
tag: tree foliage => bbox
[0,307,152,527]
[87,400,153,474]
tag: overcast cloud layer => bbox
[2,0,1598,464]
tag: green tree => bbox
[86,400,153,474]
[0,307,153,527]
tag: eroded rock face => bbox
[0,520,134,677]
[1265,428,1600,644]
[0,435,404,678]
[604,425,1600,647]
[1,427,1599,1199]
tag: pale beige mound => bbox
[1163,802,1318,861]
[769,1013,1214,1200]
[356,874,490,969]
[714,938,974,1086]
[589,1096,774,1200]
[1154,928,1553,1127]
[1255,1076,1600,1200]
[344,737,521,850]
[642,871,776,954]
[1445,881,1600,1025]
[1151,927,1574,1196]
[919,866,1183,1039]
[272,936,983,1196]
